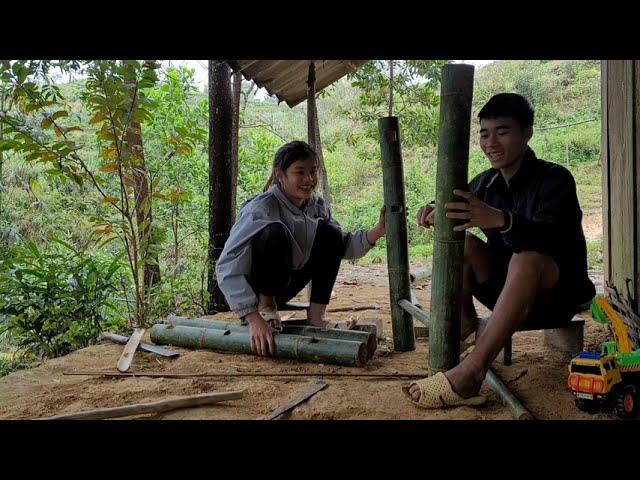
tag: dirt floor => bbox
[0,258,617,420]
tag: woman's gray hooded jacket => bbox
[215,185,374,317]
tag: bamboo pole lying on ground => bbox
[485,369,535,420]
[166,316,377,359]
[429,63,475,375]
[378,116,414,352]
[40,391,243,420]
[150,324,367,367]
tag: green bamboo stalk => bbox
[150,324,367,367]
[166,316,377,359]
[429,64,474,374]
[378,116,414,352]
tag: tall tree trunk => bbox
[306,61,332,209]
[231,70,241,223]
[388,60,394,117]
[0,92,4,220]
[207,61,234,313]
[124,70,160,290]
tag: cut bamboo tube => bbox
[429,64,474,374]
[40,391,243,420]
[150,324,367,367]
[166,316,376,359]
[378,116,414,352]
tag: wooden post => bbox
[231,70,242,223]
[429,64,474,374]
[378,116,415,352]
[207,61,234,313]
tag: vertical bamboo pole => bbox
[379,116,414,352]
[429,64,474,374]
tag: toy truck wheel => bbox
[575,398,599,413]
[614,385,638,418]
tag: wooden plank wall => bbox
[603,60,639,318]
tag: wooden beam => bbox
[41,391,243,420]
[429,64,474,374]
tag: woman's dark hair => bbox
[263,140,317,191]
[477,93,535,129]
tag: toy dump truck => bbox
[567,296,640,418]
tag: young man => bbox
[405,93,596,408]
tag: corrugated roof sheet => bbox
[226,60,368,107]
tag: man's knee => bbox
[464,233,486,262]
[508,251,555,277]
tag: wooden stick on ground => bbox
[116,328,145,372]
[64,370,428,379]
[262,380,327,420]
[40,391,243,420]
[327,305,381,313]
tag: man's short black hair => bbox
[478,93,535,128]
[273,140,317,172]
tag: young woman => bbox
[215,140,385,357]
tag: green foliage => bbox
[0,353,32,378]
[348,60,448,147]
[0,236,124,358]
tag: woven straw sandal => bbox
[401,372,487,409]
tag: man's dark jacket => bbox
[469,147,596,310]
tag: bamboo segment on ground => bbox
[41,391,243,420]
[378,116,414,352]
[166,315,376,359]
[429,64,474,374]
[150,324,367,367]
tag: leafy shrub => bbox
[0,237,124,358]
